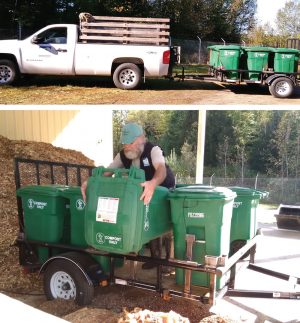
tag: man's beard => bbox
[124,150,139,160]
[124,143,144,160]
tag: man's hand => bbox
[81,180,87,202]
[140,179,157,205]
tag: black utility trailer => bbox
[175,66,300,99]
[174,44,300,98]
[14,158,300,306]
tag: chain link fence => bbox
[176,176,300,205]
[171,38,240,64]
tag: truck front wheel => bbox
[113,63,142,90]
[43,259,94,305]
[269,77,294,98]
[0,59,19,85]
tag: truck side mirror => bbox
[31,36,43,44]
[31,36,39,44]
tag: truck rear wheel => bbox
[113,63,142,90]
[0,59,19,85]
[269,77,294,98]
[43,259,94,305]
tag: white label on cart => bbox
[27,198,47,210]
[188,212,205,218]
[96,197,119,223]
[233,202,242,208]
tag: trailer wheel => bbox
[43,259,94,305]
[0,59,19,85]
[269,77,294,98]
[113,63,142,90]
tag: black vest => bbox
[119,142,175,189]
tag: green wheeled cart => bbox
[229,187,268,256]
[16,184,70,263]
[243,47,274,81]
[84,166,172,255]
[169,186,236,289]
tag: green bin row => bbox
[208,45,300,80]
[17,167,267,289]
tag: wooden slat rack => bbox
[79,13,170,45]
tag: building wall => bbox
[0,109,113,166]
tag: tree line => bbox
[113,110,300,182]
[1,0,256,41]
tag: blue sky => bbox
[256,0,287,28]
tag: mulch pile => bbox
[0,135,94,293]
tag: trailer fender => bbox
[266,74,296,86]
[39,251,102,286]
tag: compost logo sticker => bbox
[281,54,292,59]
[96,232,105,244]
[76,199,85,210]
[96,232,122,246]
[224,50,235,56]
[233,202,242,208]
[27,198,47,210]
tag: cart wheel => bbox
[113,63,142,90]
[0,59,19,85]
[230,239,249,259]
[43,259,94,305]
[269,77,294,98]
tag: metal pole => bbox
[210,173,215,186]
[221,38,225,45]
[195,109,206,184]
[18,20,22,40]
[255,173,258,189]
[197,36,202,64]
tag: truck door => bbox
[21,26,74,74]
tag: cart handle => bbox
[92,166,145,181]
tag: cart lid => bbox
[228,186,268,198]
[243,46,274,52]
[169,186,236,200]
[272,48,300,54]
[16,184,69,197]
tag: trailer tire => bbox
[0,59,19,85]
[269,77,294,98]
[43,259,94,305]
[113,63,142,90]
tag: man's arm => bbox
[140,162,167,205]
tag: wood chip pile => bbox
[118,307,190,322]
[0,135,94,293]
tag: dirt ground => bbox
[1,76,300,105]
[3,260,236,323]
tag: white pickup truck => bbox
[0,15,178,89]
